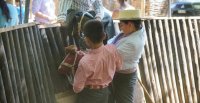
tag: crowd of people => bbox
[0,0,147,103]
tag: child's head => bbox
[83,19,105,45]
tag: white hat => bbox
[112,9,144,20]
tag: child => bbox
[73,19,122,103]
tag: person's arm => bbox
[34,12,52,21]
[73,61,89,93]
[32,0,55,22]
[92,0,104,20]
[115,48,123,71]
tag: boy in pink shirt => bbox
[73,19,122,103]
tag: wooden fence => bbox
[0,17,200,103]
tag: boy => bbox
[73,19,122,103]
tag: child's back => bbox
[73,19,122,103]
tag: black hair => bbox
[121,20,142,30]
[83,19,105,44]
[0,0,11,22]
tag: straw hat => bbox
[112,9,144,20]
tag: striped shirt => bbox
[58,0,104,21]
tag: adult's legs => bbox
[113,72,137,103]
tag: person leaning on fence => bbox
[108,9,147,103]
[73,19,122,103]
[32,0,57,24]
[57,0,116,42]
[0,0,19,27]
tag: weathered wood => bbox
[33,25,56,103]
[0,23,36,33]
[158,19,175,103]
[143,20,160,103]
[181,19,194,103]
[152,19,170,103]
[170,19,185,103]
[18,28,37,103]
[146,20,163,103]
[186,19,198,103]
[12,29,30,103]
[28,26,48,103]
[9,30,25,103]
[164,19,179,103]
[30,26,51,103]
[0,42,7,103]
[40,28,69,93]
[0,71,7,103]
[139,49,155,103]
[193,19,200,103]
[2,32,20,103]
[0,35,15,103]
[23,27,44,103]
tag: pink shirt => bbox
[73,44,122,93]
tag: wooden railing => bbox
[0,17,200,103]
[140,17,200,103]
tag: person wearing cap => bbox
[108,9,147,103]
[73,19,122,103]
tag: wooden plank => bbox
[139,50,155,103]
[12,29,30,103]
[182,19,195,103]
[158,19,175,103]
[146,20,163,103]
[0,23,36,33]
[28,27,48,103]
[2,32,20,103]
[187,19,198,103]
[176,19,193,103]
[143,20,161,103]
[193,19,200,103]
[164,19,179,103]
[0,35,15,103]
[35,26,56,102]
[32,25,56,103]
[9,30,25,103]
[170,19,185,103]
[23,27,44,103]
[0,42,7,103]
[18,28,37,103]
[152,19,170,103]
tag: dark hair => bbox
[121,20,142,30]
[0,0,11,21]
[83,19,105,44]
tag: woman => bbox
[108,9,146,103]
[0,0,18,27]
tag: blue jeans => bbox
[76,87,110,103]
[109,72,137,103]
